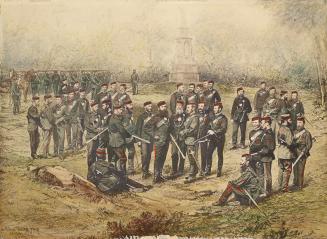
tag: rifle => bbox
[132,134,150,144]
[85,128,108,145]
[170,134,186,159]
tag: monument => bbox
[169,17,199,83]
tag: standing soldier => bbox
[30,69,38,97]
[108,104,131,173]
[85,102,102,179]
[205,102,228,177]
[39,95,53,158]
[170,100,187,177]
[78,89,89,148]
[277,114,295,192]
[64,91,75,150]
[213,154,261,206]
[144,101,171,183]
[113,84,131,106]
[263,87,280,134]
[278,90,290,116]
[51,96,61,157]
[253,81,269,117]
[196,83,205,103]
[258,116,276,196]
[204,80,221,112]
[52,71,61,95]
[108,81,119,99]
[292,117,312,190]
[11,77,21,114]
[197,99,209,175]
[59,78,69,96]
[130,69,140,95]
[122,100,137,175]
[170,83,186,114]
[136,101,154,179]
[185,83,198,108]
[288,91,305,130]
[179,103,200,183]
[44,72,51,95]
[230,87,252,149]
[248,116,264,170]
[27,96,41,159]
[96,83,110,104]
[53,96,66,160]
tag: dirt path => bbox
[0,86,326,238]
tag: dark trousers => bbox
[125,142,136,172]
[200,141,208,172]
[65,122,72,149]
[53,125,59,155]
[112,147,128,173]
[132,82,138,95]
[141,142,153,174]
[78,118,85,147]
[206,136,225,174]
[87,139,98,180]
[171,140,186,174]
[28,129,40,157]
[187,145,198,177]
[232,121,247,145]
[154,142,169,178]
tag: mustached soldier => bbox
[170,83,186,114]
[288,91,305,131]
[77,89,89,148]
[27,96,41,159]
[170,100,187,177]
[136,101,154,179]
[213,154,261,206]
[108,104,131,174]
[113,84,131,107]
[293,117,312,190]
[122,100,137,175]
[263,87,280,134]
[144,101,171,183]
[185,83,198,109]
[277,114,295,192]
[65,90,80,151]
[248,116,264,170]
[230,87,252,149]
[179,103,200,183]
[205,102,228,177]
[204,80,221,112]
[197,100,209,175]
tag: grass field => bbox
[0,83,326,239]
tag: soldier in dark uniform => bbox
[53,96,67,160]
[253,81,269,117]
[39,95,53,158]
[288,91,305,130]
[96,83,110,104]
[108,81,118,99]
[205,102,228,177]
[170,83,186,114]
[11,78,21,114]
[197,99,209,175]
[130,69,140,95]
[85,102,102,179]
[185,83,198,108]
[65,90,79,151]
[170,100,187,177]
[293,117,312,190]
[263,87,280,134]
[27,96,41,159]
[257,116,276,196]
[179,103,200,183]
[44,72,51,95]
[230,87,252,149]
[213,154,261,206]
[196,83,205,103]
[108,104,131,173]
[77,89,89,148]
[30,70,38,96]
[59,78,69,96]
[277,114,295,192]
[52,71,61,95]
[122,100,137,175]
[144,101,171,183]
[113,84,131,106]
[204,80,221,112]
[136,101,154,179]
[248,116,264,170]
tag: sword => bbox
[170,134,186,159]
[243,188,269,219]
[85,128,108,145]
[132,134,150,144]
[292,151,305,169]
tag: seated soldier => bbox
[213,154,261,206]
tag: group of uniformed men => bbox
[26,78,313,203]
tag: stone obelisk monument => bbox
[169,13,199,83]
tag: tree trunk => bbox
[314,56,326,106]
